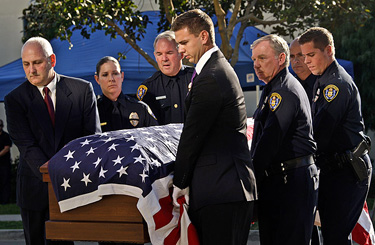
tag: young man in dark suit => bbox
[171,9,257,245]
[4,37,101,244]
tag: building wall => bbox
[0,0,30,67]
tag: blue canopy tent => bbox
[0,11,354,101]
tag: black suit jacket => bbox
[4,74,101,211]
[173,50,257,210]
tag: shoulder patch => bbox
[323,84,339,102]
[269,92,282,111]
[137,85,148,101]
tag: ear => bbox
[121,71,124,83]
[94,75,100,85]
[325,45,334,56]
[50,54,56,67]
[279,53,286,65]
[200,30,210,45]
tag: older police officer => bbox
[251,34,319,245]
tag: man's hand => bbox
[172,185,189,207]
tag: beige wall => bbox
[0,0,30,67]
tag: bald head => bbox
[290,38,311,81]
[21,37,56,87]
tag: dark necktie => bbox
[312,80,321,116]
[43,87,55,126]
[111,101,122,130]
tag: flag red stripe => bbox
[353,222,372,245]
[187,223,200,245]
[153,194,174,230]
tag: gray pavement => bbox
[0,214,260,245]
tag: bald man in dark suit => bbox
[4,37,101,245]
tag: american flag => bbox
[352,202,375,245]
[48,123,199,245]
[48,119,374,245]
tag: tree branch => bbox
[227,0,242,39]
[230,0,254,66]
[104,18,158,69]
[214,0,232,59]
[237,13,286,26]
[163,0,175,25]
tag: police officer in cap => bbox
[95,56,158,132]
[251,34,319,245]
[137,31,194,125]
[300,27,372,244]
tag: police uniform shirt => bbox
[297,73,317,105]
[137,66,194,125]
[97,93,158,132]
[312,60,364,154]
[251,68,316,179]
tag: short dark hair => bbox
[95,56,121,75]
[171,9,215,44]
[299,27,335,56]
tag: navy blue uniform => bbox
[313,60,371,244]
[251,68,319,245]
[297,73,317,105]
[97,93,158,132]
[137,66,194,125]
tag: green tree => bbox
[22,1,375,128]
[23,0,372,68]
[22,0,158,69]
[159,0,372,66]
[327,3,375,130]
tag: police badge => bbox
[323,84,339,102]
[137,85,148,101]
[129,112,139,127]
[269,92,282,111]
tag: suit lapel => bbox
[54,74,72,151]
[29,84,55,147]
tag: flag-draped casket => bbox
[41,119,373,245]
[42,123,199,244]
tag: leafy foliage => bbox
[157,0,372,66]
[22,0,157,67]
[327,1,375,130]
[21,1,375,128]
[158,0,371,38]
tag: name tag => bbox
[155,95,167,100]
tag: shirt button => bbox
[174,104,178,108]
